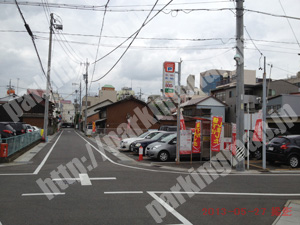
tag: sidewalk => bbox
[273,200,300,225]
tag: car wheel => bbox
[288,155,299,168]
[158,151,169,162]
[254,150,262,160]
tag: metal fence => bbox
[1,131,42,157]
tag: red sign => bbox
[180,111,186,130]
[164,62,175,73]
[231,123,236,155]
[211,116,223,152]
[192,121,201,153]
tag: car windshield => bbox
[150,132,166,140]
[160,133,177,142]
[269,137,289,144]
[138,131,150,138]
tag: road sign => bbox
[163,62,176,97]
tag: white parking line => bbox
[152,191,300,197]
[148,192,192,225]
[22,192,65,197]
[33,131,64,175]
[52,177,116,181]
[104,191,144,194]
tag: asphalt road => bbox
[0,129,300,225]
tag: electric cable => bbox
[91,0,172,83]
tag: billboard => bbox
[163,62,175,97]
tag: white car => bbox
[120,130,159,151]
[25,124,34,133]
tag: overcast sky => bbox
[0,0,299,102]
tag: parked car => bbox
[120,130,159,151]
[145,133,177,162]
[86,124,93,136]
[9,122,27,135]
[131,131,175,155]
[159,125,177,131]
[266,135,300,168]
[0,122,16,138]
[248,128,284,160]
[32,126,40,131]
[25,124,34,132]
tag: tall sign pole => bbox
[235,0,245,171]
[262,56,267,169]
[43,13,54,142]
[176,60,182,163]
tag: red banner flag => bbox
[180,111,186,130]
[192,121,201,153]
[253,110,262,142]
[92,122,96,133]
[231,123,236,155]
[211,116,223,152]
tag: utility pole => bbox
[235,0,245,171]
[83,59,89,135]
[43,13,62,142]
[79,81,82,131]
[262,56,267,169]
[43,13,54,142]
[176,60,182,164]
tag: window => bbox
[268,89,276,96]
[245,89,254,95]
[215,92,225,101]
[229,91,232,98]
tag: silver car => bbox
[145,133,177,162]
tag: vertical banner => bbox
[253,110,262,142]
[211,116,223,152]
[180,130,192,155]
[92,121,96,133]
[163,62,175,97]
[180,111,186,130]
[192,121,201,153]
[231,123,237,156]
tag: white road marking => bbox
[0,173,34,176]
[22,192,65,196]
[152,191,300,197]
[52,177,116,181]
[148,192,192,225]
[104,191,144,194]
[79,173,92,186]
[33,131,64,175]
[75,132,300,176]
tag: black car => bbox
[0,122,16,138]
[9,122,27,135]
[266,135,300,168]
[131,131,175,155]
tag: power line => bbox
[90,0,110,92]
[3,30,300,46]
[278,0,300,48]
[244,8,300,21]
[91,0,175,83]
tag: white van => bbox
[86,124,93,136]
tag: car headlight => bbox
[135,143,141,147]
[152,145,161,150]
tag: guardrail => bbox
[1,131,42,157]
